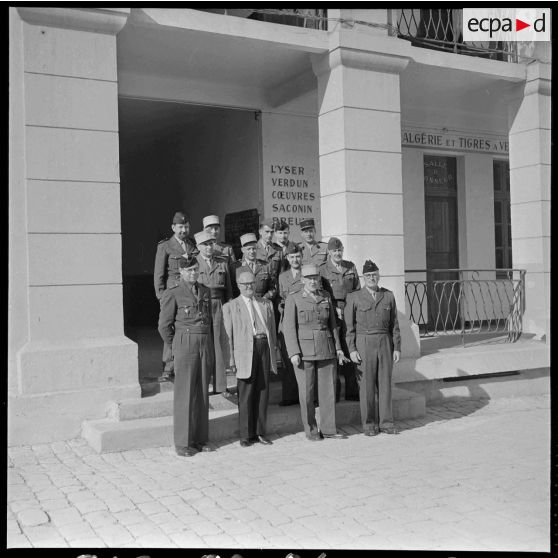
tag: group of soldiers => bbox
[155,211,401,456]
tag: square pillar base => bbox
[10,336,139,445]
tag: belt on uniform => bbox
[298,327,328,332]
[358,330,390,335]
[253,334,267,340]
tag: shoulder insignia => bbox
[158,237,170,245]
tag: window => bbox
[493,160,512,277]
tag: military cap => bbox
[327,237,343,250]
[259,217,276,230]
[301,264,320,277]
[363,260,379,273]
[194,231,214,245]
[172,211,189,224]
[285,243,301,255]
[202,215,220,228]
[178,254,198,269]
[275,219,290,231]
[240,232,257,246]
[299,218,315,230]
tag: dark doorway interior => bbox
[118,98,261,386]
[424,155,459,331]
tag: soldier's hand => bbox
[335,307,343,320]
[393,350,401,363]
[337,350,349,365]
[350,351,362,364]
[290,354,301,367]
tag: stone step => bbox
[83,387,425,453]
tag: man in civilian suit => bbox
[222,270,278,447]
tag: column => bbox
[312,36,420,358]
[9,8,139,445]
[508,54,550,342]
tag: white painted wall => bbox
[261,112,320,243]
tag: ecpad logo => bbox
[463,8,551,42]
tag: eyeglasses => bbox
[363,273,380,278]
[182,268,199,273]
[238,281,255,287]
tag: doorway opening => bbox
[118,97,262,390]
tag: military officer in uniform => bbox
[194,230,233,395]
[319,237,361,401]
[345,260,401,436]
[158,255,214,456]
[273,219,298,272]
[298,218,328,266]
[277,244,304,406]
[232,233,277,301]
[256,218,282,279]
[283,264,348,441]
[202,214,236,270]
[154,211,198,382]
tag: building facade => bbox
[9,8,550,445]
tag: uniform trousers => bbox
[210,298,227,393]
[295,359,337,437]
[237,337,270,440]
[337,316,359,400]
[355,333,394,431]
[172,331,213,448]
[277,331,300,403]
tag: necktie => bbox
[179,240,186,252]
[248,298,266,334]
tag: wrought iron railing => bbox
[390,9,519,62]
[405,269,525,344]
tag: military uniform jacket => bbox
[154,236,198,299]
[212,241,236,264]
[232,258,277,299]
[255,240,281,277]
[319,259,361,308]
[298,241,328,266]
[283,289,342,361]
[158,281,212,347]
[278,269,303,304]
[273,240,299,272]
[345,287,401,353]
[196,255,233,301]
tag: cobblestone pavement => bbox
[7,394,550,552]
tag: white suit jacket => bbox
[222,296,278,379]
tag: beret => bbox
[178,255,198,269]
[327,237,343,250]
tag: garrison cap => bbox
[275,219,290,231]
[363,260,379,273]
[240,233,258,246]
[194,231,214,245]
[285,243,301,255]
[327,237,343,250]
[178,255,198,269]
[299,218,315,230]
[203,215,220,228]
[172,211,189,224]
[259,217,276,229]
[301,264,320,277]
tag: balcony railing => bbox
[405,269,525,344]
[390,9,519,62]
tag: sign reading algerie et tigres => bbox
[401,127,509,154]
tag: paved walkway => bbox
[8,394,550,552]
